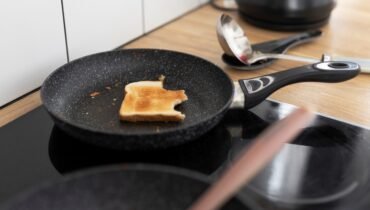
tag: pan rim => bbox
[40,48,234,137]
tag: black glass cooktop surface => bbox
[0,100,369,210]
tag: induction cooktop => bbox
[0,99,369,210]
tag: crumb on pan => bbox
[158,75,165,82]
[90,91,100,97]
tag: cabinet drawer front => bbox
[0,0,67,106]
[144,0,200,32]
[63,0,144,61]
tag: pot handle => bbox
[239,61,360,109]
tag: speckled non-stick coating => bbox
[41,49,234,150]
[4,165,255,210]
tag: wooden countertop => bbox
[1,1,370,127]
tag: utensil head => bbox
[216,14,253,64]
[222,54,275,70]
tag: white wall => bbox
[63,0,144,61]
[143,0,200,32]
[0,0,208,106]
[0,0,67,106]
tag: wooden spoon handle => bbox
[188,107,316,210]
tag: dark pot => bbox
[235,0,336,30]
[2,164,261,210]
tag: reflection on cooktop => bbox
[1,100,370,210]
[48,124,231,175]
[223,107,370,210]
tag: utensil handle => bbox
[333,56,370,73]
[284,30,322,44]
[253,30,322,53]
[264,53,320,63]
[188,107,316,210]
[274,30,322,50]
[239,61,360,109]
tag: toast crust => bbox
[119,80,188,122]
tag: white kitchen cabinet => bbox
[63,0,143,61]
[0,0,67,107]
[144,0,200,32]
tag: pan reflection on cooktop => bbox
[222,107,370,210]
[48,123,231,175]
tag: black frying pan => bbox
[2,164,260,210]
[41,49,360,151]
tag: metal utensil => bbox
[217,14,370,73]
[217,14,319,65]
[222,30,322,70]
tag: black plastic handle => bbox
[253,30,322,54]
[239,61,360,109]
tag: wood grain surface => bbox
[1,1,370,127]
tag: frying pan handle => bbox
[332,56,370,73]
[239,61,360,109]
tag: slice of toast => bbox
[119,80,188,122]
